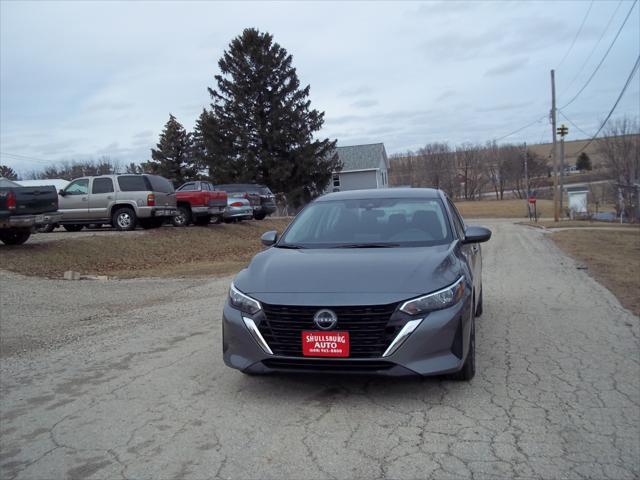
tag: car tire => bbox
[140,219,163,229]
[194,215,211,226]
[224,218,234,224]
[172,206,191,227]
[112,207,137,231]
[63,224,84,232]
[212,215,222,225]
[36,224,56,233]
[253,211,266,220]
[450,315,476,381]
[0,230,31,245]
[475,289,483,317]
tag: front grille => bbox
[263,358,394,371]
[259,303,400,358]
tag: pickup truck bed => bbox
[0,179,61,245]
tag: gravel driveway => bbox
[1,220,638,479]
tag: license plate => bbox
[302,331,349,357]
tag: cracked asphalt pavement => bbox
[1,220,638,479]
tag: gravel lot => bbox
[1,220,638,479]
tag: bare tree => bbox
[455,143,485,200]
[596,117,640,219]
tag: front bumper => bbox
[222,295,473,377]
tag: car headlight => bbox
[399,277,465,315]
[229,283,262,315]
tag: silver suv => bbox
[44,174,177,231]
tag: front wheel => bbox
[172,206,191,227]
[0,230,31,245]
[475,289,483,317]
[253,211,266,220]
[112,208,137,231]
[450,317,476,381]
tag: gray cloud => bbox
[484,57,529,77]
[350,99,378,109]
[338,86,372,98]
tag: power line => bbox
[574,53,640,155]
[560,0,638,109]
[493,114,548,142]
[556,0,594,70]
[560,0,624,96]
[0,151,54,165]
[558,111,592,138]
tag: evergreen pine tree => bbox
[576,152,592,171]
[0,165,18,180]
[199,28,340,206]
[144,114,197,185]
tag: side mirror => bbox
[261,230,278,247]
[462,225,492,244]
[58,189,66,196]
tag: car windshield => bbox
[279,197,453,248]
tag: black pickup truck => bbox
[0,178,62,245]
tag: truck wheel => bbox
[194,215,211,226]
[172,206,191,227]
[63,224,84,232]
[253,211,266,220]
[112,207,137,231]
[212,215,222,225]
[36,224,56,233]
[0,230,31,245]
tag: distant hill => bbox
[528,134,639,168]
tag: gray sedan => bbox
[223,195,253,223]
[222,188,491,380]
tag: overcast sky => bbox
[1,0,638,174]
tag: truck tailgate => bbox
[0,186,58,216]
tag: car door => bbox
[88,177,115,220]
[59,178,90,220]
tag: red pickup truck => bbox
[173,181,227,226]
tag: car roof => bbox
[316,188,442,202]
[215,183,267,188]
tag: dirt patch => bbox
[455,199,554,218]
[0,218,291,278]
[551,229,640,316]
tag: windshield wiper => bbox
[277,243,306,249]
[333,243,400,249]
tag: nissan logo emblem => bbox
[313,309,338,330]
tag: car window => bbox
[446,198,465,239]
[92,178,114,194]
[259,186,273,195]
[65,179,89,195]
[178,183,196,192]
[200,182,209,191]
[118,176,149,192]
[145,175,174,193]
[281,198,453,248]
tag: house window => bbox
[333,175,340,187]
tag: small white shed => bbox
[566,186,588,218]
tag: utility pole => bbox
[550,70,559,222]
[557,124,569,215]
[524,141,530,219]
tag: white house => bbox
[330,143,389,192]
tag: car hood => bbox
[234,244,461,305]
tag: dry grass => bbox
[525,220,640,229]
[551,229,640,316]
[455,199,554,218]
[0,218,292,278]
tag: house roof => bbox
[333,143,388,172]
